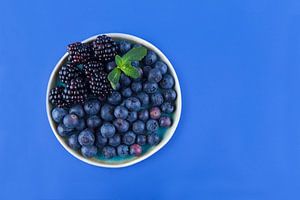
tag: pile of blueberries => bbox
[51,41,177,159]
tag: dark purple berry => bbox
[149,107,161,119]
[159,116,172,127]
[130,144,142,156]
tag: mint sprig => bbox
[108,46,147,89]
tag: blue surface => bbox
[1,0,300,199]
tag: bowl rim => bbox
[46,33,182,168]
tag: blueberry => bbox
[117,145,129,157]
[138,110,149,122]
[159,116,172,127]
[136,135,147,145]
[127,111,137,122]
[148,68,162,83]
[147,133,160,145]
[106,61,116,71]
[131,61,140,67]
[142,66,152,77]
[151,92,164,106]
[122,131,136,145]
[69,104,85,118]
[67,134,81,150]
[120,74,131,87]
[100,104,115,121]
[84,99,101,115]
[130,144,142,156]
[100,123,116,138]
[102,146,116,158]
[134,67,143,82]
[149,107,161,119]
[78,129,95,146]
[81,145,97,158]
[143,81,158,94]
[143,50,157,65]
[57,123,73,137]
[121,87,132,98]
[160,74,174,89]
[161,102,174,113]
[96,132,108,146]
[119,40,131,54]
[162,89,177,102]
[113,119,129,133]
[86,115,102,129]
[108,134,121,147]
[52,107,67,123]
[154,61,168,75]
[146,119,159,132]
[114,106,129,119]
[132,120,145,134]
[131,82,142,93]
[108,91,122,105]
[137,92,150,106]
[125,97,141,111]
[63,114,80,129]
[76,119,86,131]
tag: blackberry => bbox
[58,63,82,84]
[89,70,112,101]
[67,42,91,64]
[63,77,88,106]
[83,61,112,100]
[92,35,119,63]
[82,61,104,80]
[49,86,67,107]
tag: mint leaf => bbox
[109,46,146,88]
[121,64,140,79]
[122,47,147,63]
[108,68,121,89]
[115,55,123,66]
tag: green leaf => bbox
[115,55,123,66]
[121,64,140,79]
[108,68,121,89]
[122,46,147,63]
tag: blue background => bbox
[0,0,300,199]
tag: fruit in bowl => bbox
[46,33,181,168]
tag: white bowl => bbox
[46,33,182,168]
